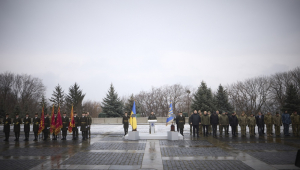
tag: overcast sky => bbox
[0,0,300,102]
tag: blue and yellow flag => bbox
[129,101,137,130]
[166,101,175,126]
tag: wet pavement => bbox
[0,124,299,170]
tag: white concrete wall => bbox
[91,117,190,124]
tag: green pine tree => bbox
[215,84,233,113]
[65,83,85,114]
[49,84,65,109]
[124,94,141,115]
[40,95,48,114]
[281,84,300,113]
[191,81,216,113]
[101,84,123,117]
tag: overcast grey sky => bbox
[0,0,300,101]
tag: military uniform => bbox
[33,116,40,141]
[87,114,92,138]
[122,115,129,135]
[61,115,69,140]
[176,115,185,135]
[52,116,58,140]
[219,114,229,136]
[291,113,300,136]
[72,115,80,140]
[239,115,247,137]
[265,114,273,136]
[23,116,31,141]
[13,116,22,141]
[273,114,282,136]
[189,114,193,135]
[208,114,212,134]
[43,116,50,140]
[247,116,256,136]
[80,116,88,140]
[148,114,157,120]
[3,116,11,141]
[201,114,210,136]
[198,113,203,135]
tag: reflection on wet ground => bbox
[0,124,299,170]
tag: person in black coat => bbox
[33,113,40,141]
[23,113,31,141]
[72,111,80,140]
[61,112,69,140]
[230,112,239,137]
[210,112,219,137]
[43,113,50,141]
[13,114,22,141]
[3,113,11,141]
[190,110,201,137]
[256,112,265,136]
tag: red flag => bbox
[50,105,55,134]
[55,106,63,135]
[38,105,45,135]
[68,105,75,133]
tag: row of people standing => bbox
[1,111,92,142]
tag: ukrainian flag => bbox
[166,101,174,125]
[129,101,137,130]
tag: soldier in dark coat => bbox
[52,112,58,140]
[13,114,22,141]
[256,112,265,136]
[230,112,239,137]
[72,111,80,140]
[210,111,219,137]
[3,113,11,141]
[176,112,185,135]
[33,113,40,141]
[61,112,69,140]
[23,113,31,141]
[87,112,92,138]
[122,112,129,136]
[80,112,88,140]
[43,113,50,141]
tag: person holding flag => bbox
[129,101,137,131]
[37,107,45,140]
[51,112,58,140]
[43,112,50,141]
[55,107,63,140]
[166,101,175,126]
[61,112,69,140]
[68,105,75,135]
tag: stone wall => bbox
[91,117,190,124]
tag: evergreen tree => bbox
[282,84,300,113]
[101,84,123,117]
[191,81,216,113]
[49,84,65,110]
[215,84,233,113]
[65,83,85,114]
[40,95,48,114]
[124,94,141,115]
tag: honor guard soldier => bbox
[61,112,69,140]
[122,112,129,136]
[291,111,300,137]
[219,112,229,136]
[265,112,274,137]
[87,112,92,138]
[3,113,11,141]
[72,111,80,140]
[23,113,31,141]
[177,112,185,136]
[52,112,58,140]
[33,113,40,141]
[273,112,282,136]
[239,112,247,137]
[13,113,22,141]
[80,112,88,140]
[248,114,256,137]
[43,113,50,140]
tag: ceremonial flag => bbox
[68,105,75,133]
[166,101,175,126]
[129,101,137,130]
[55,106,63,135]
[50,105,55,134]
[38,105,45,135]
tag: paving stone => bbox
[161,147,229,157]
[159,140,212,146]
[163,160,254,170]
[61,152,144,165]
[0,159,45,170]
[88,142,146,150]
[0,147,69,156]
[246,151,297,165]
[229,143,298,151]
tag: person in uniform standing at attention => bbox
[190,110,201,137]
[256,112,265,136]
[201,111,210,137]
[122,112,129,136]
[3,113,11,141]
[207,111,212,135]
[210,111,219,137]
[23,113,31,141]
[177,112,185,136]
[248,114,256,137]
[33,113,40,141]
[239,112,247,137]
[219,111,229,136]
[13,113,22,141]
[86,112,92,138]
[52,112,58,140]
[72,111,80,140]
[273,112,282,136]
[80,112,88,140]
[198,110,202,135]
[265,112,274,137]
[43,112,50,141]
[61,112,69,140]
[291,111,300,137]
[229,112,238,137]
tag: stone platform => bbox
[124,131,184,140]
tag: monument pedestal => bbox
[167,131,179,140]
[128,131,139,140]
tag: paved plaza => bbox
[0,124,299,170]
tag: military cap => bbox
[35,112,38,115]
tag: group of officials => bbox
[1,111,92,142]
[175,110,300,138]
